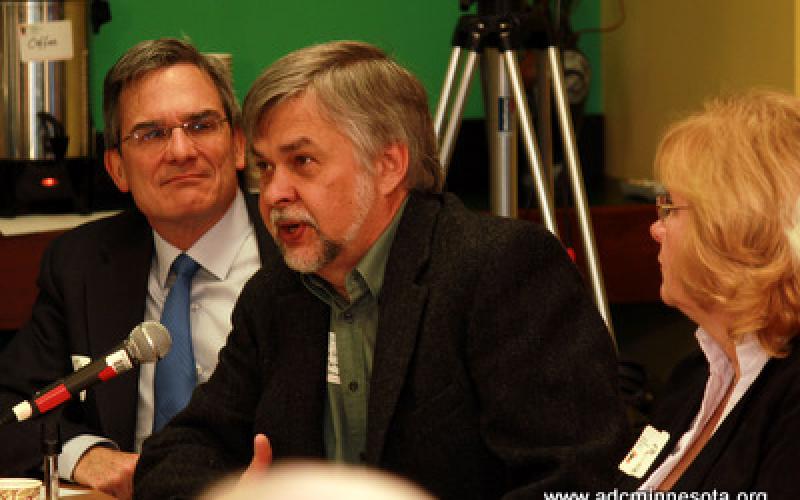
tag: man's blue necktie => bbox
[153,253,200,431]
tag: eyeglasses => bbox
[655,193,690,221]
[119,115,229,152]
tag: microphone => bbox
[0,321,171,426]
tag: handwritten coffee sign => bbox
[18,20,74,62]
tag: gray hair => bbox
[103,38,240,149]
[242,40,443,193]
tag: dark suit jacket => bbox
[617,339,800,498]
[0,193,273,477]
[135,192,629,500]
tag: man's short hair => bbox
[242,40,443,193]
[103,38,240,149]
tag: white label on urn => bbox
[18,20,74,62]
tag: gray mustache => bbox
[269,207,319,230]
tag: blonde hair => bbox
[242,40,443,193]
[655,89,800,355]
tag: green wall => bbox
[89,0,602,131]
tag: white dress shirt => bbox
[639,328,769,491]
[59,189,260,478]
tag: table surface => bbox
[0,211,118,237]
[59,484,113,499]
[0,482,112,499]
[0,201,660,333]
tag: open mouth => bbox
[270,205,318,246]
[281,222,302,234]
[276,220,311,243]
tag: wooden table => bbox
[0,211,117,331]
[519,203,661,304]
[0,203,660,332]
[0,230,64,331]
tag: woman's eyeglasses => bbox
[655,193,689,221]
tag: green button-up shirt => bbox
[302,199,407,464]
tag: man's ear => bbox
[376,142,409,195]
[104,148,130,192]
[233,126,247,171]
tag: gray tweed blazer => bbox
[135,191,629,500]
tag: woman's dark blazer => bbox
[617,337,800,499]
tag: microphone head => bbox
[126,321,172,363]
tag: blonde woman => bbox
[618,90,800,497]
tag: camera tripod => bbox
[435,1,615,340]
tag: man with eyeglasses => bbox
[0,38,274,499]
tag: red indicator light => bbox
[41,177,59,188]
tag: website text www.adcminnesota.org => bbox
[544,490,768,500]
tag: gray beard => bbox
[278,232,343,275]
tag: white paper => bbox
[18,20,73,62]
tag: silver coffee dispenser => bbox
[0,0,91,215]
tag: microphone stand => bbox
[41,419,61,500]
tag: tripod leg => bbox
[500,47,559,237]
[438,49,479,176]
[547,46,615,341]
[534,49,554,196]
[482,48,518,218]
[434,47,463,139]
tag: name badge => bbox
[327,332,340,384]
[618,425,670,478]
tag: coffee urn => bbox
[0,0,91,215]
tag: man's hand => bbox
[73,446,138,499]
[241,434,272,482]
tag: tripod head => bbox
[458,1,582,48]
[452,1,552,52]
[460,0,528,15]
[459,0,582,49]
